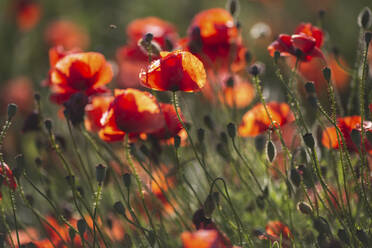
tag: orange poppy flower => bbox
[84,95,114,132]
[238,102,295,137]
[264,221,292,247]
[15,0,41,32]
[183,8,246,72]
[321,116,372,154]
[99,89,164,142]
[181,230,220,248]
[48,46,81,68]
[140,50,206,92]
[45,20,89,49]
[268,23,324,62]
[48,52,113,104]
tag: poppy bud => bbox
[197,128,205,143]
[358,7,372,29]
[203,115,215,131]
[305,82,316,94]
[203,194,215,219]
[122,173,131,189]
[227,123,236,139]
[227,0,239,17]
[290,168,301,187]
[113,201,126,216]
[322,67,331,82]
[22,112,41,132]
[337,229,350,245]
[68,228,75,242]
[7,103,17,121]
[216,143,231,162]
[96,164,106,184]
[351,129,361,147]
[220,132,228,144]
[44,119,53,133]
[318,9,326,19]
[174,135,181,148]
[313,217,331,234]
[307,95,318,108]
[226,77,234,88]
[303,133,315,149]
[266,140,276,163]
[244,51,252,64]
[356,229,369,246]
[365,31,372,45]
[297,201,312,215]
[77,219,87,236]
[63,92,89,126]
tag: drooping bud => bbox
[290,168,301,187]
[322,67,331,82]
[297,202,312,215]
[7,103,17,121]
[203,115,215,131]
[113,201,126,216]
[203,194,215,219]
[197,128,205,143]
[303,133,315,149]
[122,173,131,189]
[227,0,239,17]
[358,7,372,29]
[96,164,106,184]
[77,219,87,236]
[227,123,236,139]
[266,140,276,163]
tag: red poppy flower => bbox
[48,52,113,104]
[181,230,221,248]
[321,116,372,155]
[99,89,165,142]
[268,23,324,62]
[84,95,114,132]
[140,50,206,92]
[126,17,179,49]
[0,163,17,190]
[14,0,41,32]
[149,103,184,140]
[45,20,90,49]
[238,102,295,137]
[264,221,292,247]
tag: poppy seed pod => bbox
[297,201,312,215]
[290,168,301,187]
[227,123,236,139]
[305,82,316,94]
[203,115,215,131]
[266,140,276,163]
[122,173,131,189]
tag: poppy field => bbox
[1,0,372,247]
